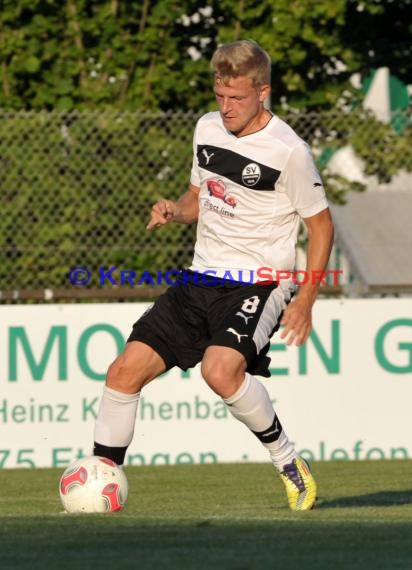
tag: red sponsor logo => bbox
[207,179,237,208]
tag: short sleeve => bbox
[282,142,329,218]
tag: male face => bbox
[214,75,270,137]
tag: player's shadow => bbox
[319,489,412,508]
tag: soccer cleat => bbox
[279,456,317,511]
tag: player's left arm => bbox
[280,207,334,346]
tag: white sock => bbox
[224,373,297,471]
[94,386,140,447]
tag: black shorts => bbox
[127,274,291,377]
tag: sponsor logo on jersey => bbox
[206,179,237,208]
[242,163,261,186]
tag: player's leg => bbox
[201,282,317,510]
[202,345,316,510]
[93,340,166,466]
[201,345,296,471]
[93,282,204,467]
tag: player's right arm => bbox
[146,184,200,230]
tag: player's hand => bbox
[280,297,312,346]
[146,199,177,230]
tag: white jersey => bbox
[189,111,328,283]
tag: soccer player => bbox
[93,40,334,511]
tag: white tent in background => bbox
[327,145,367,184]
[362,66,410,131]
[328,68,412,295]
[327,67,410,185]
[363,67,392,123]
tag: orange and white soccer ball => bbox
[59,456,128,513]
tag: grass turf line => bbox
[0,460,412,570]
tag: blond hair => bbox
[211,40,271,87]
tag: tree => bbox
[210,0,411,110]
[0,0,410,112]
[0,0,410,294]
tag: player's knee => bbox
[201,359,243,398]
[106,353,146,393]
[201,362,224,394]
[106,341,165,393]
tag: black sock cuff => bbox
[93,442,127,466]
[252,414,283,443]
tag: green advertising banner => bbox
[0,299,411,468]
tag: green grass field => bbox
[1,461,412,570]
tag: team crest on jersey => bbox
[242,163,261,186]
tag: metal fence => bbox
[0,108,410,302]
